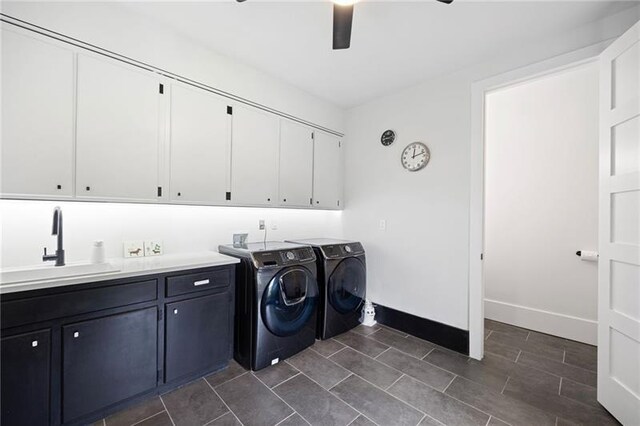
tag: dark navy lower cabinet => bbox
[165,292,231,382]
[62,307,158,423]
[1,329,51,426]
[0,264,235,426]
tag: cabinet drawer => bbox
[1,280,157,329]
[166,268,230,297]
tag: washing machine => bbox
[218,242,318,371]
[286,238,366,340]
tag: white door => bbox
[313,132,343,209]
[598,20,640,425]
[1,29,75,198]
[169,84,230,204]
[76,54,161,202]
[230,105,279,206]
[278,120,313,207]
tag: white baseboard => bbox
[484,299,597,345]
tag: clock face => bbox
[381,129,396,146]
[401,142,430,172]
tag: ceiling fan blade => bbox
[435,0,454,4]
[333,3,354,50]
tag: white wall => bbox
[0,200,343,268]
[0,1,344,133]
[343,7,639,331]
[484,63,599,344]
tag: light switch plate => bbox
[145,240,163,256]
[123,241,144,258]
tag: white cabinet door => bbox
[169,84,230,204]
[76,55,161,201]
[1,29,75,198]
[230,106,279,206]
[278,120,313,207]
[313,132,343,209]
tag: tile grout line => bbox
[384,373,406,391]
[326,345,349,359]
[206,370,250,390]
[421,347,436,360]
[270,371,302,390]
[373,346,391,360]
[525,331,531,341]
[562,350,566,363]
[251,371,311,426]
[129,409,167,426]
[558,377,563,396]
[442,374,457,393]
[485,416,492,426]
[514,350,522,363]
[158,394,177,426]
[500,376,510,395]
[203,410,234,426]
[274,412,297,426]
[304,371,379,426]
[485,330,493,340]
[204,376,246,426]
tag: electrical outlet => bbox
[259,219,265,230]
[144,240,163,256]
[379,219,387,231]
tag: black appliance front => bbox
[234,261,318,371]
[321,255,366,339]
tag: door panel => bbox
[598,19,640,425]
[279,120,313,207]
[1,329,51,426]
[261,267,318,337]
[76,54,161,201]
[313,132,343,209]
[170,84,230,203]
[230,105,279,205]
[1,29,75,198]
[328,258,366,314]
[165,293,230,382]
[62,308,157,422]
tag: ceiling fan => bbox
[235,0,454,50]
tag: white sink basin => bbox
[0,263,120,285]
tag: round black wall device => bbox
[381,129,396,146]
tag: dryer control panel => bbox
[251,247,316,269]
[320,242,365,259]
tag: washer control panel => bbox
[252,247,315,268]
[320,242,365,259]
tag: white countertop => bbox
[0,251,239,295]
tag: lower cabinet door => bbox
[1,329,51,426]
[62,307,158,423]
[165,292,230,382]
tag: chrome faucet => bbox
[42,207,65,266]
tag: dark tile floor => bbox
[92,320,619,426]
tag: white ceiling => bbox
[124,1,636,108]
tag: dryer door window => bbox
[328,257,366,314]
[261,266,318,337]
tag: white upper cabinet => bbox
[169,84,231,204]
[230,105,279,206]
[1,29,75,198]
[313,132,343,209]
[278,120,314,207]
[75,54,161,201]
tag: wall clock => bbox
[380,129,396,146]
[401,142,430,172]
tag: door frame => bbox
[467,40,613,360]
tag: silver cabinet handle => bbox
[32,340,38,347]
[193,279,210,286]
[73,332,79,338]
[173,309,178,315]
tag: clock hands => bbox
[412,149,426,159]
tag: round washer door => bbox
[261,266,318,337]
[328,257,366,314]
